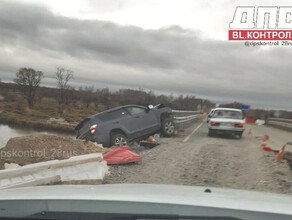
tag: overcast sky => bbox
[0,0,291,110]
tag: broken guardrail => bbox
[172,110,201,130]
[0,153,108,189]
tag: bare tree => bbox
[14,67,44,107]
[55,67,74,105]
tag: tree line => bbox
[4,67,292,119]
[10,67,214,112]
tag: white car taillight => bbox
[211,121,220,126]
[90,124,98,134]
[235,123,244,128]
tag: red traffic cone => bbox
[276,145,286,161]
[262,134,269,142]
[173,130,179,136]
[262,146,273,152]
[147,136,157,143]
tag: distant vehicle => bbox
[208,108,245,139]
[75,104,174,147]
[207,108,215,123]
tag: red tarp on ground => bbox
[245,118,256,124]
[103,146,142,165]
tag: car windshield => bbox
[0,1,292,219]
[213,110,242,119]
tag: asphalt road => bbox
[104,120,292,194]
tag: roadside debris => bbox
[4,163,21,169]
[147,136,157,143]
[103,146,142,165]
[140,141,159,148]
[256,119,265,125]
[139,135,160,148]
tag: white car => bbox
[208,108,245,139]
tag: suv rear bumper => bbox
[91,134,110,147]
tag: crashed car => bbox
[208,108,245,139]
[206,108,215,123]
[75,104,174,147]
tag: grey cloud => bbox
[0,2,180,69]
[0,1,291,110]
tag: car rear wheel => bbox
[110,133,128,147]
[161,118,175,137]
[234,133,242,139]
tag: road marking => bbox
[183,121,204,143]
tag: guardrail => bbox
[172,110,201,130]
[267,117,292,132]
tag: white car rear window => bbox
[213,110,242,119]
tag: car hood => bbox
[0,184,291,219]
[210,118,245,123]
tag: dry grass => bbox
[0,96,102,133]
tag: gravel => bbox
[104,123,292,194]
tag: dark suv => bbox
[75,104,174,147]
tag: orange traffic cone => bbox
[276,145,286,161]
[262,134,269,142]
[261,134,273,151]
[262,146,273,152]
[261,140,273,151]
[173,130,179,137]
[261,135,267,147]
[147,136,157,143]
